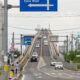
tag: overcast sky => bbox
[0,0,80,51]
[1,0,80,35]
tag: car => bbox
[35,43,40,48]
[50,60,57,66]
[31,52,38,62]
[55,62,63,70]
[44,40,48,46]
[43,36,47,39]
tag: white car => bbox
[43,36,47,39]
[50,60,57,66]
[35,44,40,48]
[44,40,48,46]
[55,62,63,70]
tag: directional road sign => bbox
[20,0,57,11]
[22,37,32,45]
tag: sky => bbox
[1,0,80,51]
[1,0,80,35]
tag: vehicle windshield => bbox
[56,62,63,65]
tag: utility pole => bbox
[20,34,22,55]
[66,35,68,53]
[2,0,8,54]
[75,37,79,51]
[11,32,14,63]
[71,34,73,51]
[2,0,8,80]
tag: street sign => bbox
[50,35,59,42]
[4,65,8,72]
[20,0,57,11]
[59,46,66,54]
[10,42,15,54]
[22,37,32,45]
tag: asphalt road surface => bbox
[21,31,80,80]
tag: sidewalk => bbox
[0,71,8,80]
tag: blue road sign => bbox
[20,0,57,11]
[22,37,32,45]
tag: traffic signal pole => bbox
[71,34,73,51]
[66,35,68,53]
[2,0,8,54]
[2,0,8,80]
[20,34,23,55]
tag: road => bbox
[21,30,80,80]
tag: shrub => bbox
[0,71,2,76]
[53,56,57,60]
[14,49,21,58]
[64,51,80,63]
[77,64,80,69]
[64,54,70,63]
[20,66,23,71]
[73,57,80,63]
[27,56,30,60]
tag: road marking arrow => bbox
[28,4,54,10]
[47,0,49,10]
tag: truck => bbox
[31,52,38,62]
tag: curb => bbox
[11,73,22,80]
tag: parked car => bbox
[55,62,63,70]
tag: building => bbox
[0,0,4,59]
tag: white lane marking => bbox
[37,76,42,78]
[33,73,42,76]
[33,72,42,79]
[22,75,25,80]
[39,57,46,68]
[40,69,76,79]
[23,59,30,71]
[45,73,51,76]
[51,73,55,74]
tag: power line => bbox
[8,26,36,31]
[8,26,80,31]
[50,27,80,31]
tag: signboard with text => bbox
[22,37,32,45]
[20,0,57,11]
[50,35,59,42]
